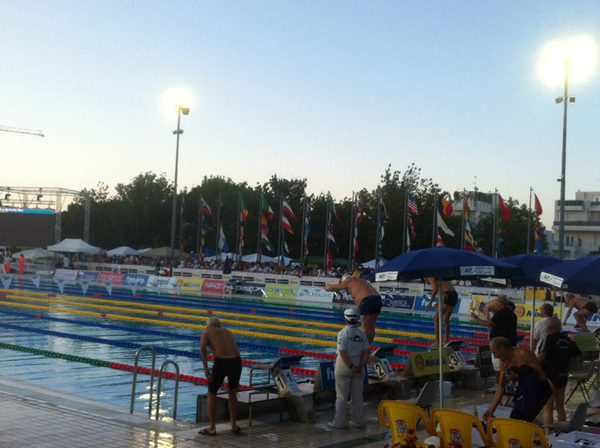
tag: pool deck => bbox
[0,374,595,448]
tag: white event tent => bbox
[13,248,54,260]
[47,238,102,254]
[106,246,141,257]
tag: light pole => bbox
[556,61,572,260]
[170,105,190,259]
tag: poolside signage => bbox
[53,269,79,282]
[539,271,563,288]
[296,287,335,303]
[77,271,99,281]
[265,285,297,300]
[123,274,149,287]
[406,349,457,377]
[380,292,414,310]
[98,272,123,285]
[460,266,495,276]
[201,279,227,293]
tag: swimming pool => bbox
[0,280,496,423]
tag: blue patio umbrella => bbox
[370,247,521,406]
[540,255,600,296]
[503,253,563,349]
[502,254,563,287]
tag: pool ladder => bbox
[130,346,180,420]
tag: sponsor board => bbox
[265,285,298,300]
[77,271,100,281]
[201,279,227,294]
[412,295,436,311]
[380,292,414,310]
[460,266,495,276]
[175,277,204,292]
[147,275,177,290]
[407,349,458,377]
[469,295,488,314]
[230,283,266,297]
[288,278,300,287]
[123,274,149,287]
[375,271,398,282]
[36,270,55,277]
[539,272,563,288]
[457,298,471,315]
[98,272,124,285]
[53,269,79,282]
[296,287,335,303]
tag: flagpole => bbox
[323,196,330,271]
[375,188,382,268]
[215,192,222,257]
[431,191,438,247]
[348,192,354,270]
[526,187,533,254]
[402,190,408,253]
[257,194,263,264]
[300,195,307,269]
[492,189,498,258]
[196,192,202,256]
[461,190,466,250]
[235,193,241,262]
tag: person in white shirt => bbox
[532,304,554,354]
[62,255,70,269]
[329,308,370,429]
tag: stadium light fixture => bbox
[538,36,598,259]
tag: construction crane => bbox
[0,125,44,137]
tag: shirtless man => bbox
[199,317,243,436]
[483,337,552,423]
[424,278,458,346]
[563,294,598,333]
[325,274,382,343]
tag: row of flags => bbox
[188,188,546,264]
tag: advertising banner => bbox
[175,277,204,292]
[53,269,79,282]
[146,275,177,291]
[123,274,149,287]
[98,272,123,285]
[406,349,459,377]
[77,271,100,282]
[296,287,334,303]
[412,295,435,311]
[380,292,415,310]
[265,285,298,300]
[201,279,227,294]
[230,282,266,297]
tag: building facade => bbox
[553,191,600,259]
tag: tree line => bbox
[61,164,547,261]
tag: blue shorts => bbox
[359,295,383,316]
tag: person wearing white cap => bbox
[329,308,370,429]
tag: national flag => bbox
[407,193,418,215]
[240,196,249,221]
[261,213,269,235]
[262,196,275,220]
[464,221,476,252]
[437,212,455,236]
[200,196,213,218]
[261,233,274,252]
[406,215,416,238]
[282,199,298,220]
[328,197,340,221]
[380,195,388,219]
[303,198,311,257]
[219,224,229,252]
[327,227,338,250]
[326,246,333,270]
[441,196,453,218]
[352,219,359,257]
[498,194,512,221]
[355,199,364,224]
[282,215,294,234]
[436,230,445,247]
[534,194,543,217]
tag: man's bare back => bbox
[569,296,590,311]
[325,277,378,306]
[202,327,240,359]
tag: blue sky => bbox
[1,1,599,229]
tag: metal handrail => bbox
[130,345,156,418]
[155,360,180,420]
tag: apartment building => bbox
[553,191,600,259]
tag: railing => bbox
[130,346,156,418]
[155,360,180,420]
[553,221,600,227]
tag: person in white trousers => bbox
[329,308,370,429]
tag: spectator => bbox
[532,304,554,353]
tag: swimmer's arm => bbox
[200,332,211,376]
[325,281,348,292]
[484,359,507,421]
[563,302,575,324]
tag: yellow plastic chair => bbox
[488,418,549,448]
[429,408,488,448]
[378,401,431,444]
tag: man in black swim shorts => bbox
[563,294,598,333]
[424,278,458,346]
[539,317,582,430]
[200,317,243,437]
[325,274,382,343]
